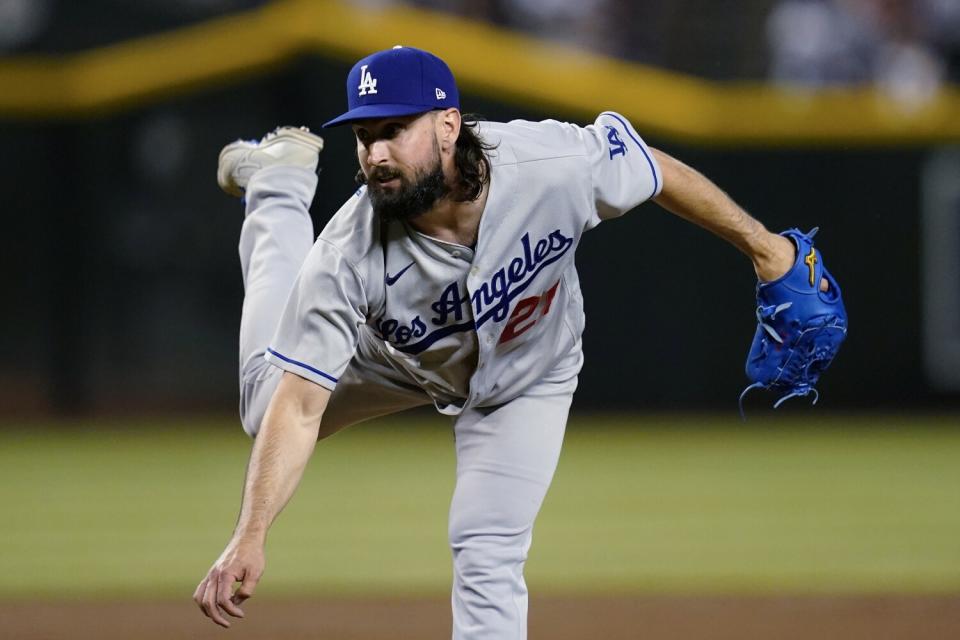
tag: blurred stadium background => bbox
[0,0,958,638]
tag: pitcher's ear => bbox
[436,108,461,151]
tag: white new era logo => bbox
[436,88,446,100]
[358,65,378,96]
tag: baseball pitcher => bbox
[194,46,845,639]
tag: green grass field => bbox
[1,413,958,600]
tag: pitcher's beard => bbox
[368,155,451,222]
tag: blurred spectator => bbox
[0,0,51,51]
[767,0,956,107]
[923,0,960,81]
[496,0,610,52]
[406,0,776,79]
[0,0,268,54]
[408,0,612,53]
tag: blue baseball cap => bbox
[323,46,460,128]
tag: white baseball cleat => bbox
[217,126,324,197]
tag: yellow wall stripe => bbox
[1,0,958,146]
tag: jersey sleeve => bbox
[582,111,662,224]
[264,238,367,390]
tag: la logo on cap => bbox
[358,64,378,96]
[323,46,460,128]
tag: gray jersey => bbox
[265,111,662,414]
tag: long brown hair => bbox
[355,112,497,202]
[452,114,497,201]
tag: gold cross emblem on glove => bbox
[804,248,817,287]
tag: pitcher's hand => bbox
[193,538,264,628]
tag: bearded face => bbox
[365,138,451,222]
[353,113,455,222]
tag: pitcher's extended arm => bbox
[193,372,330,628]
[650,148,798,284]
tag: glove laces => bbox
[756,302,792,344]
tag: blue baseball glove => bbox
[739,228,847,416]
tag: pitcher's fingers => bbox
[231,569,260,605]
[197,577,217,621]
[217,571,246,618]
[202,571,232,628]
[193,577,209,611]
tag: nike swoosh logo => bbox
[385,261,415,286]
